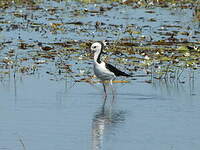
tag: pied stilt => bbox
[90,41,131,97]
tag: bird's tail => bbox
[121,72,132,77]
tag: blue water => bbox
[0,0,200,150]
[0,72,200,150]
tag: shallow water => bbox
[0,0,200,150]
[0,72,200,150]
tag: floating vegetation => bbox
[0,0,199,84]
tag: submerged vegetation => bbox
[0,0,199,84]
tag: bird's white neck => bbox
[94,48,102,64]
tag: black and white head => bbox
[90,42,103,53]
[90,41,109,53]
[91,41,109,63]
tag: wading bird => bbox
[90,41,131,98]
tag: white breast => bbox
[94,62,116,81]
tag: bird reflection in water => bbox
[91,98,126,150]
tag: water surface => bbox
[0,0,200,150]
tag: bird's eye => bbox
[93,46,97,49]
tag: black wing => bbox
[105,63,131,77]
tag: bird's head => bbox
[90,42,103,53]
[90,41,109,53]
